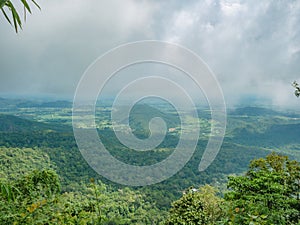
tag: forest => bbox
[1,0,300,224]
[0,98,299,224]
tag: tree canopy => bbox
[225,152,300,224]
[164,152,300,224]
[164,185,225,225]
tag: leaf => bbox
[1,7,11,25]
[11,6,22,32]
[31,0,40,10]
[1,0,40,33]
[20,0,31,13]
[20,0,32,22]
[5,1,22,33]
[0,0,8,9]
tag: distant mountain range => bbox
[0,97,72,108]
[229,106,298,117]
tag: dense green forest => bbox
[1,0,300,223]
[1,148,299,224]
[0,98,299,224]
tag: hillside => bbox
[128,103,180,138]
[0,114,52,132]
[0,100,300,210]
[232,123,300,148]
[0,114,70,132]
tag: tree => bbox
[225,152,300,224]
[0,169,61,224]
[293,81,300,98]
[164,185,225,225]
[15,169,61,200]
[0,0,40,33]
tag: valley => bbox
[0,97,299,223]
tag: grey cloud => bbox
[161,0,300,107]
[0,0,299,107]
[0,0,158,98]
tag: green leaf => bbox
[1,7,11,25]
[1,0,40,33]
[20,0,31,22]
[7,1,22,33]
[0,0,8,9]
[260,215,268,219]
[20,0,31,13]
[31,0,40,10]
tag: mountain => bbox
[127,103,180,138]
[230,106,300,118]
[232,123,300,148]
[17,100,72,108]
[230,106,282,116]
[0,97,72,109]
[0,114,69,132]
[129,103,179,126]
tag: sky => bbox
[0,0,300,108]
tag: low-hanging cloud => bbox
[0,0,299,107]
[162,0,300,107]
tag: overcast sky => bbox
[0,0,300,108]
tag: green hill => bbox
[0,114,70,132]
[128,103,180,138]
[232,123,300,148]
[230,106,296,117]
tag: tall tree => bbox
[164,185,225,225]
[225,152,300,224]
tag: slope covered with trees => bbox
[0,99,299,223]
[0,147,166,224]
[165,153,300,224]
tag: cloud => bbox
[0,0,158,97]
[162,0,300,107]
[0,0,299,108]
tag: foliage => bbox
[0,146,166,224]
[0,0,40,33]
[1,100,300,223]
[0,109,294,209]
[293,81,300,98]
[0,170,166,224]
[164,153,300,224]
[164,185,225,225]
[0,147,53,180]
[225,152,300,224]
[0,169,60,224]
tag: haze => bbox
[0,0,299,108]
